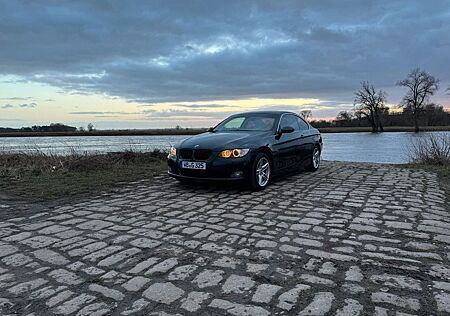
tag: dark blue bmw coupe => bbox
[167,111,322,190]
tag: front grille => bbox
[180,149,193,159]
[193,149,212,160]
[179,148,212,160]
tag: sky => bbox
[1,0,449,129]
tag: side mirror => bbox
[280,126,295,134]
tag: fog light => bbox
[231,171,243,178]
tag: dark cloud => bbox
[1,104,14,109]
[0,0,449,109]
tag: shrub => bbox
[409,133,450,165]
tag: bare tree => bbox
[335,111,354,127]
[336,111,353,121]
[300,110,312,121]
[397,68,439,132]
[87,123,94,132]
[354,81,387,132]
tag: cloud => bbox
[0,0,449,111]
[18,102,37,108]
[1,102,37,109]
[0,97,33,101]
[69,111,140,115]
[168,103,241,109]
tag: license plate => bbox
[180,161,206,170]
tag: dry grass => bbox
[408,133,450,165]
[406,133,450,199]
[0,149,167,201]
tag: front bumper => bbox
[167,152,252,181]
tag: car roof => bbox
[231,110,297,116]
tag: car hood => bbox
[180,131,267,150]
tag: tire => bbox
[306,146,321,172]
[249,152,271,190]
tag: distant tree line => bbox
[311,103,450,129]
[309,68,449,132]
[0,123,77,133]
[0,123,98,134]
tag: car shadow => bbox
[174,167,308,193]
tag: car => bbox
[167,111,322,190]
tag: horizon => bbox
[1,1,450,129]
[3,107,450,131]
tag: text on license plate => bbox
[180,161,206,170]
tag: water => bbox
[0,132,448,164]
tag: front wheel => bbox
[306,146,321,172]
[249,153,271,190]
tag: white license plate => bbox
[180,161,206,170]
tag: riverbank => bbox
[1,149,448,202]
[0,125,449,137]
[0,150,167,201]
[403,163,450,198]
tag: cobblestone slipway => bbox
[0,162,449,315]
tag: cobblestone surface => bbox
[0,161,449,315]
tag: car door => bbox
[273,114,303,170]
[296,116,314,163]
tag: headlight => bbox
[219,148,250,158]
[169,146,177,157]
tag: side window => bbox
[279,114,300,131]
[297,117,309,130]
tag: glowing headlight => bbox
[219,148,250,158]
[169,146,177,157]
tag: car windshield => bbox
[214,115,276,132]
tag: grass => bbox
[405,133,450,197]
[0,149,167,201]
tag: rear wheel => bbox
[306,146,321,172]
[249,153,271,190]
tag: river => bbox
[1,132,448,164]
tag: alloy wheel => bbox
[256,157,270,187]
[313,147,320,169]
